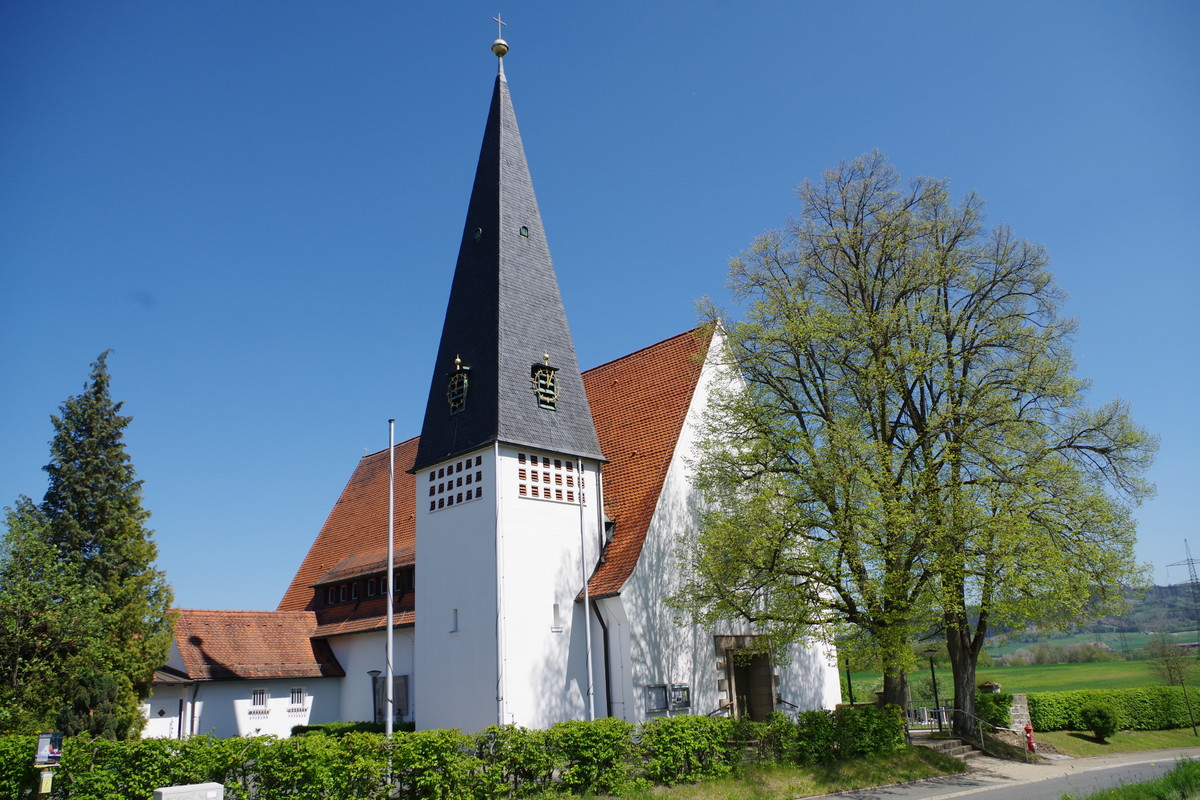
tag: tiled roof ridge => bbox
[581,326,709,377]
[359,434,420,464]
[174,608,316,617]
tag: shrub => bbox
[550,717,637,796]
[637,715,738,785]
[0,736,37,800]
[473,724,555,798]
[974,692,1013,729]
[390,728,476,800]
[759,711,800,764]
[794,709,836,765]
[291,720,385,736]
[1079,702,1121,742]
[832,704,905,758]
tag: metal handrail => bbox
[944,708,1022,758]
[707,702,734,717]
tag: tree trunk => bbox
[945,638,974,738]
[940,614,988,738]
[881,667,909,709]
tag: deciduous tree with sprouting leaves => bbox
[675,151,1155,737]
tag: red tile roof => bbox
[277,437,418,611]
[584,329,708,597]
[270,329,708,630]
[312,592,415,638]
[173,609,345,680]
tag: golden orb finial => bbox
[491,14,508,59]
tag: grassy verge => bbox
[596,747,966,800]
[1036,728,1200,757]
[1060,757,1200,799]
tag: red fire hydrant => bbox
[1024,723,1036,752]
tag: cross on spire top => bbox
[490,14,510,68]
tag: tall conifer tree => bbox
[0,351,174,737]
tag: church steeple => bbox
[413,41,602,471]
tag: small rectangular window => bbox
[450,608,459,633]
[252,688,268,708]
[290,687,306,707]
[351,582,359,601]
[367,578,376,597]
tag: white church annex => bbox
[143,37,840,740]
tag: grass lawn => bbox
[1036,727,1200,757]
[975,659,1164,692]
[593,748,967,800]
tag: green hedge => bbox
[638,715,738,786]
[0,735,37,799]
[1028,686,1200,732]
[0,707,908,800]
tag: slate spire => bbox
[413,52,603,471]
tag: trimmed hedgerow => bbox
[36,708,913,799]
[1028,686,1200,732]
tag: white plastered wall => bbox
[414,449,501,732]
[494,446,603,729]
[610,329,840,723]
[326,628,416,724]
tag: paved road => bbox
[824,748,1200,800]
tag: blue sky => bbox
[2,1,1197,612]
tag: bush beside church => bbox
[0,707,903,799]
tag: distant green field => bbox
[845,658,1170,699]
[975,660,1165,692]
[986,629,1200,657]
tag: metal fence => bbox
[906,699,951,731]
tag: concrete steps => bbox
[915,736,983,761]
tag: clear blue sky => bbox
[3,2,1197,612]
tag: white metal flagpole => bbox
[386,419,395,738]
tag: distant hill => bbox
[986,584,1200,656]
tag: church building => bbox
[142,36,840,739]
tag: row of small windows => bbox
[323,569,414,606]
[516,452,585,505]
[517,468,577,487]
[431,456,483,480]
[432,487,484,510]
[428,456,486,512]
[430,470,482,496]
[518,453,574,470]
